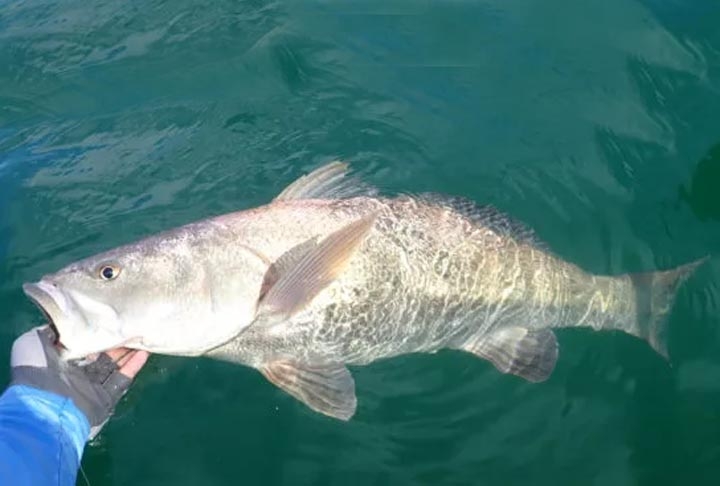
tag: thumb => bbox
[119,350,150,379]
[10,326,54,368]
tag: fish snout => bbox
[23,279,78,349]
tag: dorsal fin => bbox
[418,193,547,249]
[274,161,378,201]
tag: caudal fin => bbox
[630,257,708,358]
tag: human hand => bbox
[10,325,149,439]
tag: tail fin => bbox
[630,257,708,358]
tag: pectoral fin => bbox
[260,361,357,420]
[461,327,558,382]
[258,237,319,302]
[256,214,376,322]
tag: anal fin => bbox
[260,361,357,420]
[461,327,559,383]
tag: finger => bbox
[105,348,140,369]
[11,329,49,367]
[118,350,150,379]
[105,348,130,362]
[32,324,52,335]
[113,350,135,368]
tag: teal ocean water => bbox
[2,1,720,485]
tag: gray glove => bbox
[10,325,136,439]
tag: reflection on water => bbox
[1,1,719,486]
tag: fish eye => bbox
[99,264,121,281]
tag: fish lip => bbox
[23,281,67,347]
[23,281,131,359]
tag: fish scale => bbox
[23,161,707,420]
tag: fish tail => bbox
[629,257,708,358]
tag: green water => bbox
[1,1,720,485]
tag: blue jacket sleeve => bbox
[0,384,89,486]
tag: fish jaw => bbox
[22,280,129,360]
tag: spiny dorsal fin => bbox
[461,327,559,382]
[418,193,547,249]
[260,361,357,420]
[274,161,378,201]
[256,213,377,321]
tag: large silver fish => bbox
[23,162,705,419]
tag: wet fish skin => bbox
[206,162,703,421]
[22,161,705,420]
[209,195,640,370]
[23,216,274,359]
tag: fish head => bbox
[23,232,267,360]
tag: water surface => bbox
[1,1,720,485]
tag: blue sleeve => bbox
[0,384,89,486]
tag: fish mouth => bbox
[23,280,133,360]
[23,281,67,347]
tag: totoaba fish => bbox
[23,161,706,419]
